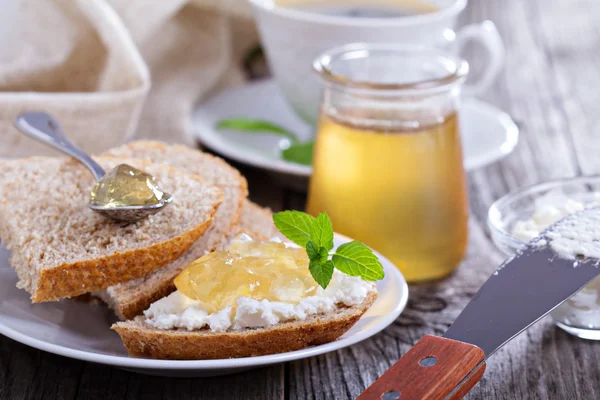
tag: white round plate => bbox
[193,79,519,177]
[0,234,408,377]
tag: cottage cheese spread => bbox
[145,270,373,332]
[512,191,600,242]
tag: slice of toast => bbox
[239,201,286,240]
[94,141,249,320]
[0,156,223,302]
[112,291,377,360]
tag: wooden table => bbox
[2,0,600,398]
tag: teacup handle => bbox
[453,20,505,97]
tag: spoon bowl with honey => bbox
[14,112,173,223]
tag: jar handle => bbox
[453,20,505,97]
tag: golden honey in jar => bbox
[90,164,164,208]
[307,45,470,282]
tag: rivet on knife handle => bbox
[357,335,486,400]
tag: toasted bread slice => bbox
[112,291,377,360]
[211,203,281,257]
[94,141,248,320]
[0,157,222,302]
[239,201,286,240]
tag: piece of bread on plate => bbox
[112,229,378,360]
[112,290,377,360]
[0,156,222,302]
[213,203,282,250]
[94,141,251,320]
[239,201,286,241]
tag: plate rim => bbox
[193,79,520,177]
[0,233,408,371]
[462,98,520,171]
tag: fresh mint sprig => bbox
[273,210,384,288]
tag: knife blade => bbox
[359,207,600,400]
[443,244,599,357]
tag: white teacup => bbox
[249,0,504,125]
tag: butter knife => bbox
[359,207,600,400]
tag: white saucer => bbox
[193,79,519,177]
[0,234,408,377]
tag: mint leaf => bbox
[306,240,328,263]
[273,211,316,247]
[282,141,313,166]
[216,118,299,143]
[332,242,385,281]
[306,241,319,260]
[310,212,334,251]
[309,260,334,289]
[272,210,385,289]
[215,118,311,165]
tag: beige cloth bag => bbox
[0,0,257,158]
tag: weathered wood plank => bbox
[121,364,284,400]
[530,0,600,175]
[0,335,83,400]
[0,335,285,400]
[464,0,581,223]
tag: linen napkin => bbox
[0,0,258,158]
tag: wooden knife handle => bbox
[357,335,486,400]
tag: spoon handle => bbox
[14,112,106,180]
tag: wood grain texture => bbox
[2,0,600,399]
[358,335,485,400]
[448,363,486,400]
[0,336,284,400]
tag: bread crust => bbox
[112,291,377,360]
[33,198,221,302]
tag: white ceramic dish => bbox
[0,234,408,377]
[193,79,519,179]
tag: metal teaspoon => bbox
[14,112,173,223]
